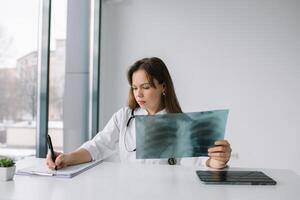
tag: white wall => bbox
[100,0,300,174]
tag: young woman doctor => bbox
[47,57,232,170]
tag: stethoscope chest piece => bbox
[168,158,177,165]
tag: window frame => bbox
[89,0,101,139]
[36,0,51,158]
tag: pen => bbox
[47,134,57,170]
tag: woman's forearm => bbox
[65,148,93,166]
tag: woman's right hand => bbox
[46,151,69,170]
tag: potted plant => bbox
[0,158,16,181]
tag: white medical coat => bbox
[81,107,209,167]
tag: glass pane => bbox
[48,0,67,152]
[0,0,39,159]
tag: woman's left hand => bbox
[206,140,232,169]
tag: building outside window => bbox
[0,0,66,159]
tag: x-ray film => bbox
[135,110,229,159]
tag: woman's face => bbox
[132,69,165,115]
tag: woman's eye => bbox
[143,85,150,89]
[132,87,137,91]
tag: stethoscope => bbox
[124,108,177,165]
[124,109,136,152]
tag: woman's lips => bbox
[138,101,146,105]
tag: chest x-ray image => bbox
[135,110,229,159]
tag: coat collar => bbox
[134,107,166,116]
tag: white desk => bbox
[1,158,299,200]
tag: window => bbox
[0,0,39,159]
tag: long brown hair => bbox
[127,57,182,113]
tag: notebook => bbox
[16,160,102,178]
[196,170,277,185]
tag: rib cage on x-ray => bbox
[135,110,229,159]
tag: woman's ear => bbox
[162,83,166,95]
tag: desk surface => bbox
[1,158,299,200]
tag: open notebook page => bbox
[16,159,102,178]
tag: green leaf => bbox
[0,158,15,167]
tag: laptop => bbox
[196,170,277,185]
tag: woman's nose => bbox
[137,89,143,97]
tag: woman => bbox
[47,57,231,170]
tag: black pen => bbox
[47,134,57,170]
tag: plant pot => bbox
[0,165,16,181]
